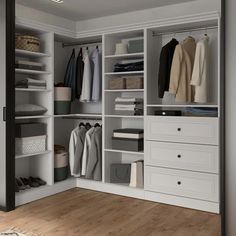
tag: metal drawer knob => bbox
[177,128,181,131]
[177,181,181,185]
[177,154,181,158]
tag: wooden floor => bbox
[0,188,220,236]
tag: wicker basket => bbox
[126,76,144,89]
[108,77,126,90]
[15,35,40,52]
[15,135,46,155]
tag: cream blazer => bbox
[169,37,196,102]
[191,36,209,103]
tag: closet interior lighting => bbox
[51,0,64,3]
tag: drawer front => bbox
[145,166,219,202]
[145,141,219,173]
[145,116,219,145]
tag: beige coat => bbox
[169,37,196,102]
[191,36,209,103]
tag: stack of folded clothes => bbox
[16,78,47,89]
[15,176,46,192]
[115,97,143,115]
[113,59,144,72]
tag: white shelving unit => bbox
[15,24,54,203]
[14,14,221,214]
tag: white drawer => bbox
[145,166,219,202]
[145,116,219,145]
[145,141,219,173]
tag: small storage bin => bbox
[108,77,126,90]
[15,123,47,138]
[54,87,71,115]
[15,135,47,155]
[15,35,40,52]
[128,39,144,53]
[125,76,144,89]
[54,151,69,182]
[15,60,44,71]
[112,137,144,152]
[110,163,131,183]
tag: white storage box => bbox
[15,135,47,155]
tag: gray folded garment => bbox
[16,78,46,89]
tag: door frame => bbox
[0,0,15,212]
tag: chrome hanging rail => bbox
[62,41,102,48]
[152,25,218,37]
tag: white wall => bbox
[16,4,76,34]
[0,0,6,207]
[226,0,236,235]
[76,0,220,34]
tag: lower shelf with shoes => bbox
[15,176,47,193]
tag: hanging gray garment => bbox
[85,127,102,180]
[80,50,92,102]
[91,48,102,102]
[73,126,87,176]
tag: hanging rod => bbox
[152,25,218,37]
[62,41,102,48]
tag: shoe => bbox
[20,178,31,189]
[28,177,40,188]
[30,177,46,186]
[15,179,19,192]
[16,178,27,191]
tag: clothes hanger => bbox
[85,122,91,130]
[79,122,85,127]
[94,123,100,128]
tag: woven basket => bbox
[15,35,40,52]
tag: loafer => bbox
[30,177,46,186]
[16,178,27,191]
[20,177,31,189]
[28,177,40,188]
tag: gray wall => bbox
[226,0,236,235]
[0,0,6,208]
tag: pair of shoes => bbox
[15,178,27,191]
[15,177,47,192]
[29,176,47,187]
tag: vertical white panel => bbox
[0,0,6,207]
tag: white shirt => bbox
[69,126,80,177]
[91,48,102,102]
[191,36,209,103]
[80,50,92,102]
[81,127,95,176]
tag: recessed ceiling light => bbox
[51,0,64,3]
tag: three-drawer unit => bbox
[144,116,220,213]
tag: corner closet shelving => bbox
[14,13,222,214]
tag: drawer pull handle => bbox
[177,181,181,185]
[177,128,181,132]
[177,154,181,158]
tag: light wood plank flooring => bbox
[0,188,220,236]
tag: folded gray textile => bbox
[16,78,46,89]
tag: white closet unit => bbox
[15,12,222,214]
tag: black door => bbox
[0,0,15,212]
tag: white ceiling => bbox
[16,0,194,21]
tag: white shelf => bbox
[54,113,102,118]
[105,149,144,155]
[15,115,52,120]
[105,52,144,59]
[105,71,144,76]
[147,104,218,108]
[15,68,51,75]
[15,49,50,58]
[15,150,52,160]
[105,89,144,92]
[105,115,144,119]
[15,88,51,92]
